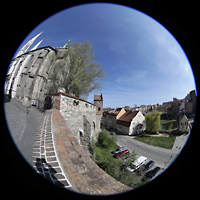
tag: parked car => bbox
[144,160,155,171]
[142,166,161,181]
[111,147,127,154]
[113,149,130,158]
[127,156,147,172]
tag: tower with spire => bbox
[5,32,44,98]
[15,32,43,58]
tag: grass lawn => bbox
[95,142,119,161]
[133,136,176,149]
[160,119,176,124]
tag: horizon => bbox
[101,88,196,110]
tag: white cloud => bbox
[152,29,194,81]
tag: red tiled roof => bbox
[53,92,95,106]
[117,110,139,122]
[94,94,103,101]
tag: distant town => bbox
[101,89,196,136]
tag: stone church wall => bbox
[5,46,69,109]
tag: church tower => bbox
[94,93,103,115]
[15,32,43,58]
[94,94,103,139]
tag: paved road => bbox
[116,134,180,169]
[4,98,45,166]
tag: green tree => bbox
[47,41,105,98]
[145,110,161,133]
[89,136,96,161]
[97,128,116,149]
[168,123,173,133]
[64,41,105,98]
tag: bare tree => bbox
[47,41,105,99]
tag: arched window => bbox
[98,107,101,111]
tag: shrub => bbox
[97,129,116,149]
[89,136,96,161]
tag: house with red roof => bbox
[116,110,145,135]
[101,107,126,130]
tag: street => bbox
[4,98,45,166]
[116,134,180,169]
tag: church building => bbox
[4,32,103,143]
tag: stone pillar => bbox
[53,94,61,110]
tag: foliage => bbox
[47,52,69,94]
[97,127,117,149]
[156,104,168,112]
[47,41,105,98]
[94,128,140,188]
[89,136,96,161]
[168,123,173,133]
[145,110,161,133]
[134,136,176,149]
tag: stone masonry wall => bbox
[53,92,100,146]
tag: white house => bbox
[116,110,146,135]
[179,114,193,133]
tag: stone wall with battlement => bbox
[52,92,101,146]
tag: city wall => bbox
[53,92,101,146]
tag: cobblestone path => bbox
[32,110,72,188]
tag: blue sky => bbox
[13,3,196,108]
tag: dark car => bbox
[153,167,161,174]
[144,160,155,171]
[142,166,161,181]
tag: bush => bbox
[94,128,141,188]
[89,136,96,161]
[97,129,117,149]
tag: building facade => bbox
[101,108,126,130]
[5,33,103,145]
[5,46,68,108]
[116,110,146,135]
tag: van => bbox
[127,156,147,172]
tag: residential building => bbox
[102,107,126,130]
[116,110,145,135]
[179,114,193,133]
